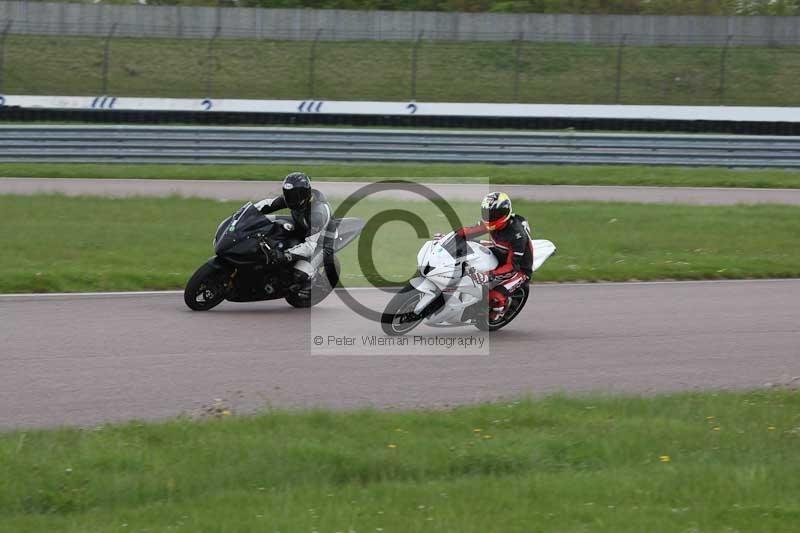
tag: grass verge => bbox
[2,194,800,293]
[2,391,800,531]
[3,163,800,188]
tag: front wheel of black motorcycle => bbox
[285,256,341,309]
[475,284,530,332]
[184,262,231,311]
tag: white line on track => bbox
[1,278,798,300]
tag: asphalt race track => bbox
[3,178,800,429]
[2,280,799,429]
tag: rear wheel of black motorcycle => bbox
[184,262,231,311]
[285,256,341,309]
[475,284,529,332]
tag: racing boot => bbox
[289,259,314,300]
[488,289,509,322]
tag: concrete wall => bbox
[9,94,800,122]
[1,1,799,45]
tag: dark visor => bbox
[481,206,505,224]
[284,186,310,207]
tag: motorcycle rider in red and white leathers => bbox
[455,192,534,322]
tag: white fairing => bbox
[411,232,557,327]
[532,239,557,272]
[416,240,435,270]
[412,233,498,323]
[416,235,498,285]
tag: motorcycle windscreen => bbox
[215,204,248,252]
[438,233,471,259]
[214,216,233,245]
[236,207,276,234]
[215,203,271,254]
[531,239,557,273]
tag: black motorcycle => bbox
[184,202,363,311]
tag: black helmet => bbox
[282,172,312,209]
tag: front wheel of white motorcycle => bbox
[475,284,530,332]
[381,284,442,336]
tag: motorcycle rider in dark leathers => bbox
[255,172,335,296]
[454,192,533,321]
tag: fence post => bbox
[410,30,424,101]
[0,20,12,94]
[513,32,523,102]
[718,34,733,105]
[308,28,323,99]
[205,25,220,98]
[101,23,118,95]
[614,33,628,104]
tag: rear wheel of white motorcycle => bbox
[381,283,443,336]
[285,256,341,308]
[475,285,529,332]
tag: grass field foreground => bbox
[4,163,800,188]
[2,194,800,293]
[2,391,800,531]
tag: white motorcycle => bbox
[381,231,557,335]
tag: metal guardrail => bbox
[2,125,800,167]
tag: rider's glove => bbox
[275,250,294,264]
[470,270,493,285]
[263,243,294,264]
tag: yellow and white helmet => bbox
[480,192,513,231]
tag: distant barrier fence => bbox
[2,2,800,45]
[1,23,800,106]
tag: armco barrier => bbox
[2,125,800,167]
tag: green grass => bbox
[2,390,800,531]
[2,194,800,293]
[4,34,800,105]
[5,162,800,188]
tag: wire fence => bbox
[1,19,800,106]
[0,15,800,47]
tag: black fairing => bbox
[214,203,301,264]
[213,216,232,246]
[207,202,364,303]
